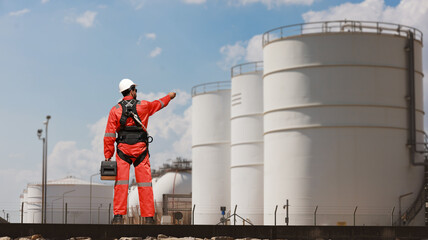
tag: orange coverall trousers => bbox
[114,141,154,217]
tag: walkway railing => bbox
[263,20,423,46]
[231,61,263,78]
[191,81,231,97]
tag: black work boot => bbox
[112,215,123,224]
[145,217,155,224]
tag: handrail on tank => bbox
[191,81,231,97]
[231,61,264,78]
[262,20,423,47]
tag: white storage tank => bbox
[262,21,425,226]
[192,81,231,224]
[127,171,192,223]
[21,176,113,224]
[230,62,264,225]
[25,184,42,223]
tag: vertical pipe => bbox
[391,206,395,226]
[407,31,417,165]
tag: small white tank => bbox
[25,184,42,223]
[230,62,264,225]
[192,81,231,224]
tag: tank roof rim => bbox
[263,20,423,47]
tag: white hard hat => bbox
[119,78,136,93]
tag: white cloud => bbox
[218,41,246,70]
[75,11,97,28]
[229,0,314,9]
[302,0,384,22]
[218,34,263,70]
[149,47,162,58]
[137,33,156,46]
[41,0,49,4]
[9,9,30,17]
[301,0,428,129]
[129,0,146,10]
[146,33,157,40]
[182,0,206,4]
[245,34,263,62]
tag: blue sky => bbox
[0,0,426,222]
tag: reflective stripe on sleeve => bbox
[137,182,152,187]
[115,104,120,109]
[104,133,116,138]
[115,180,129,186]
[157,100,164,108]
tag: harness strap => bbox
[117,147,149,167]
[119,99,143,128]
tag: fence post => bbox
[274,205,278,226]
[353,206,358,226]
[65,203,68,224]
[21,202,24,223]
[233,205,237,225]
[192,204,196,225]
[108,203,111,224]
[314,205,318,226]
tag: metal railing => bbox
[231,61,264,78]
[191,81,231,97]
[263,20,423,46]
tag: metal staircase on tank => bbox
[394,142,428,226]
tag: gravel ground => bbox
[0,235,249,240]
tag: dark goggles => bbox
[130,85,137,92]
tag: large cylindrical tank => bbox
[230,62,264,225]
[262,21,424,226]
[192,81,231,224]
[22,176,113,224]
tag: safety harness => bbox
[116,99,152,167]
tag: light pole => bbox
[37,115,51,224]
[399,192,413,226]
[37,128,46,224]
[51,197,62,223]
[62,190,75,224]
[90,173,100,224]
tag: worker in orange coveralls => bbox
[104,78,176,224]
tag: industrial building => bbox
[192,20,426,226]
